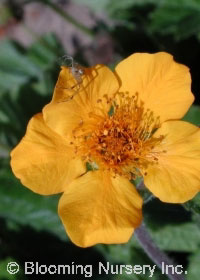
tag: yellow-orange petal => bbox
[10,113,86,195]
[58,170,142,247]
[43,64,119,138]
[115,52,194,122]
[143,121,200,203]
[51,66,81,103]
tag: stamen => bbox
[71,92,165,179]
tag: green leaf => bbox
[74,0,157,14]
[0,71,28,92]
[186,250,200,280]
[182,105,200,126]
[0,79,52,149]
[150,223,200,252]
[107,0,157,15]
[99,242,168,280]
[27,33,65,70]
[184,193,200,215]
[0,257,26,280]
[73,0,110,12]
[0,40,41,91]
[0,144,10,159]
[0,168,66,241]
[31,70,56,96]
[143,199,200,252]
[149,0,200,40]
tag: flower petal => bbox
[115,52,194,122]
[144,121,200,203]
[10,113,86,195]
[43,65,119,137]
[51,66,81,103]
[58,170,142,247]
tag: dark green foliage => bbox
[0,1,200,279]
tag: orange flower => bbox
[11,52,200,248]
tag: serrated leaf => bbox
[150,223,200,252]
[143,199,200,252]
[0,168,66,240]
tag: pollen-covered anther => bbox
[103,130,108,136]
[74,92,164,178]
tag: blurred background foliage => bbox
[0,0,200,279]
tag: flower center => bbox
[73,92,164,179]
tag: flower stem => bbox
[135,223,186,280]
[23,0,94,37]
